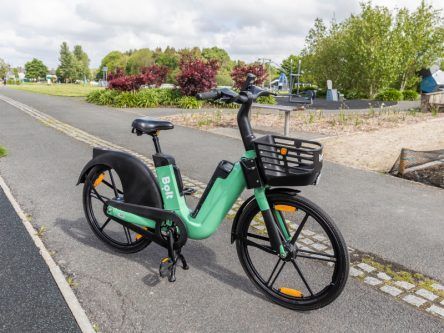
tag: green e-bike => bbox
[78,74,349,310]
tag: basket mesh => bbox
[389,148,444,188]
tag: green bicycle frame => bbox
[106,149,287,255]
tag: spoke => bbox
[108,170,119,197]
[243,238,276,255]
[290,213,309,245]
[291,259,314,296]
[90,193,111,202]
[269,260,286,288]
[123,226,132,244]
[102,180,123,195]
[87,177,110,203]
[297,248,336,258]
[100,218,111,231]
[296,253,336,263]
[247,232,270,242]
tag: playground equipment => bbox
[420,67,444,93]
[420,67,444,112]
[288,59,314,105]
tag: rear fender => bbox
[230,187,300,243]
[77,148,162,208]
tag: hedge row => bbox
[86,88,276,108]
[375,89,419,101]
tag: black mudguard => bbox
[230,187,300,243]
[77,148,162,208]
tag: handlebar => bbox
[196,74,276,151]
[196,90,220,100]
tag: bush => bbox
[402,90,419,101]
[375,89,403,101]
[141,65,168,87]
[231,63,267,90]
[177,96,203,109]
[176,58,219,96]
[107,65,169,92]
[256,95,277,105]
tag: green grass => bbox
[0,146,7,158]
[9,83,103,97]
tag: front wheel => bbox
[235,193,349,311]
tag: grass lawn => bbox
[8,83,103,97]
[0,146,7,158]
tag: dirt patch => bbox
[320,118,444,172]
[164,108,441,136]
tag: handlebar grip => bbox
[196,90,219,100]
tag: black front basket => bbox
[253,135,323,186]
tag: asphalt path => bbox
[0,186,80,332]
[0,88,442,332]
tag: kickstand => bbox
[159,228,189,282]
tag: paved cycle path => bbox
[0,89,442,332]
[1,88,442,279]
[0,186,80,332]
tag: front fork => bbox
[254,188,290,258]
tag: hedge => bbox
[375,89,403,102]
[86,88,276,109]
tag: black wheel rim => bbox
[85,167,145,248]
[240,198,345,306]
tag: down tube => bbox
[186,163,246,239]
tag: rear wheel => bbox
[83,166,151,253]
[236,193,349,310]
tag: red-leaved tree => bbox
[176,58,220,96]
[231,63,268,90]
[108,65,169,91]
[108,74,146,91]
[107,68,125,81]
[141,64,169,87]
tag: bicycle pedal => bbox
[159,257,174,278]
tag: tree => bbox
[73,45,90,80]
[392,2,444,90]
[231,63,268,90]
[56,42,77,82]
[0,58,9,79]
[98,51,128,79]
[24,58,48,80]
[202,47,235,86]
[126,49,154,74]
[176,57,219,96]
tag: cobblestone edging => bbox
[1,94,442,320]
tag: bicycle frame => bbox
[106,150,265,240]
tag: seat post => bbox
[151,132,162,153]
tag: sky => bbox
[0,0,442,69]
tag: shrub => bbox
[231,63,267,90]
[256,95,277,105]
[375,89,403,101]
[177,96,203,109]
[141,64,168,87]
[402,90,419,101]
[176,58,219,96]
[107,68,125,81]
[156,88,181,105]
[108,74,146,91]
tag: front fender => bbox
[78,148,162,208]
[230,187,300,243]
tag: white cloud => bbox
[0,0,442,68]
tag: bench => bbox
[252,103,305,137]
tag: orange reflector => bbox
[275,205,297,212]
[280,148,288,155]
[279,287,303,298]
[93,173,105,187]
[135,227,148,240]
